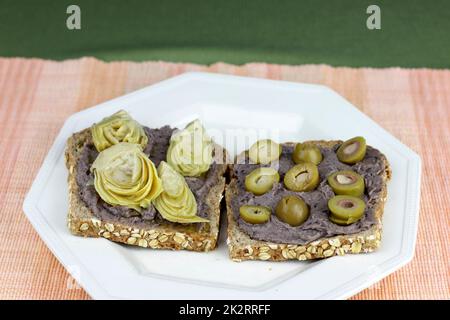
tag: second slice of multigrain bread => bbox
[65,128,228,252]
[226,141,391,261]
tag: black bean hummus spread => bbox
[76,126,220,228]
[232,144,386,245]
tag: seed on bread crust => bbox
[149,239,159,248]
[102,231,111,239]
[138,239,148,248]
[317,247,323,256]
[329,239,342,247]
[120,229,130,236]
[282,249,296,259]
[175,232,186,239]
[288,250,296,259]
[182,241,190,249]
[295,246,306,254]
[258,252,271,260]
[307,246,317,254]
[203,240,212,251]
[173,235,184,244]
[259,246,270,253]
[375,230,382,240]
[297,254,307,261]
[158,234,169,243]
[149,232,160,239]
[351,242,362,253]
[127,237,137,245]
[79,223,89,231]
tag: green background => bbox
[1,0,449,68]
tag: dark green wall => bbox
[1,0,449,67]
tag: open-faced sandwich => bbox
[65,110,227,252]
[226,138,391,261]
[65,109,391,261]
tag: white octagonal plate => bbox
[23,72,421,299]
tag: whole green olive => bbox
[239,205,271,224]
[275,195,309,227]
[336,136,366,164]
[245,167,280,195]
[328,195,365,225]
[284,163,319,192]
[248,139,282,164]
[292,143,323,165]
[327,170,365,197]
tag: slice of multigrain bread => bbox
[226,141,391,262]
[65,128,228,252]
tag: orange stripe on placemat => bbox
[0,57,449,299]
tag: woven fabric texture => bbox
[0,58,448,299]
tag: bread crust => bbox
[226,141,391,261]
[65,128,228,252]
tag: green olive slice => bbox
[327,170,365,197]
[284,163,319,192]
[275,195,309,227]
[328,195,365,225]
[239,205,271,224]
[248,139,282,164]
[292,143,323,165]
[336,136,366,164]
[329,215,361,225]
[245,167,280,195]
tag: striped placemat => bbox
[0,57,448,299]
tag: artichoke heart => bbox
[167,119,213,177]
[91,142,162,211]
[154,161,208,223]
[92,110,148,152]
